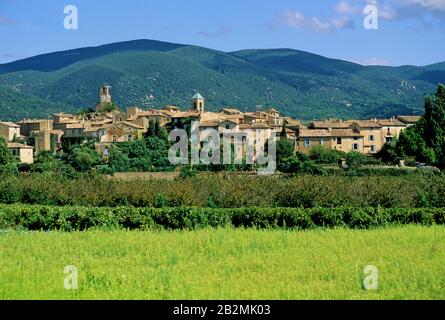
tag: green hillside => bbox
[0,39,443,120]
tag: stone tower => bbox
[97,85,112,112]
[100,85,112,104]
[192,92,205,113]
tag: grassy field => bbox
[0,226,444,300]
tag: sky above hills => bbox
[0,0,444,66]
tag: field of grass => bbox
[0,225,444,300]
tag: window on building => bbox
[369,135,375,141]
[337,138,342,145]
[353,137,358,141]
[226,125,230,130]
[128,135,133,141]
[371,145,376,152]
[386,137,392,143]
[320,139,324,146]
[353,143,359,150]
[304,138,310,148]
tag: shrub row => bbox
[0,205,443,231]
[0,173,444,208]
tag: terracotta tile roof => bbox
[89,119,113,126]
[18,119,51,124]
[0,121,20,128]
[298,129,331,138]
[200,121,219,127]
[281,128,297,133]
[120,121,144,129]
[200,112,226,122]
[239,123,272,130]
[162,106,181,112]
[397,115,421,123]
[346,120,382,128]
[377,119,406,127]
[284,117,301,126]
[221,108,242,114]
[170,111,201,118]
[299,129,363,138]
[140,110,170,117]
[310,120,350,129]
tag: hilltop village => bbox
[0,85,420,165]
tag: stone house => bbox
[7,143,34,164]
[0,122,21,142]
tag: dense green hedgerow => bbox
[0,204,443,231]
[0,173,444,208]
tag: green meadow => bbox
[1,226,444,300]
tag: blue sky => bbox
[0,0,444,66]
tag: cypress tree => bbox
[423,96,434,148]
[432,84,445,162]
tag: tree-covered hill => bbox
[0,39,444,120]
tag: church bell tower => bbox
[192,92,205,113]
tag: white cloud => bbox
[397,0,445,12]
[335,1,399,20]
[378,4,399,19]
[332,16,356,29]
[335,1,362,14]
[276,1,445,34]
[372,0,444,18]
[273,10,354,33]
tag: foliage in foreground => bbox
[0,204,444,231]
